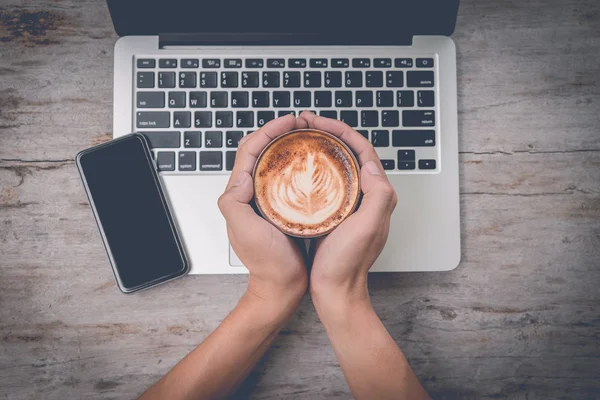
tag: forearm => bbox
[139,291,299,400]
[313,290,430,400]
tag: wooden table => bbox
[1,0,599,398]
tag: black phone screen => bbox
[77,134,188,292]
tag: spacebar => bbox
[140,131,181,148]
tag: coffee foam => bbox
[254,130,360,237]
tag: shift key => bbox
[137,111,170,128]
[140,131,180,148]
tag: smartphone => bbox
[76,133,189,293]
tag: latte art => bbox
[270,153,345,225]
[254,129,360,237]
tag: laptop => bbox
[108,0,461,274]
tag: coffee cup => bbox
[253,129,360,238]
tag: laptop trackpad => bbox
[229,245,244,266]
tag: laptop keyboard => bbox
[134,55,438,174]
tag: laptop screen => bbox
[107,0,459,42]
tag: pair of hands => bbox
[218,111,398,318]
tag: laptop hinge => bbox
[159,33,413,47]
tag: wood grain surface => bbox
[1,0,599,399]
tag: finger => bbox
[226,114,297,189]
[354,161,398,220]
[218,171,259,224]
[297,111,387,178]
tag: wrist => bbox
[244,277,306,323]
[310,277,371,325]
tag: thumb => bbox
[218,171,255,221]
[357,161,397,218]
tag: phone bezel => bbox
[76,133,189,293]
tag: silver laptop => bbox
[108,0,461,274]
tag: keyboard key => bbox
[205,131,223,148]
[345,71,362,87]
[200,72,218,88]
[376,91,394,107]
[178,151,196,171]
[320,110,337,119]
[357,130,368,139]
[352,58,370,68]
[210,92,228,108]
[371,130,389,146]
[137,92,164,108]
[181,58,199,68]
[304,71,321,87]
[179,72,196,88]
[173,111,191,128]
[257,111,275,127]
[189,91,207,108]
[226,151,236,171]
[397,91,415,107]
[393,130,435,146]
[225,59,242,68]
[381,110,400,127]
[419,159,436,170]
[226,131,244,148]
[253,92,270,107]
[242,72,259,88]
[272,91,290,108]
[202,59,220,68]
[332,58,349,68]
[183,131,201,148]
[381,159,395,170]
[141,131,180,148]
[159,72,176,88]
[221,72,238,88]
[294,91,311,107]
[340,111,358,127]
[366,71,383,87]
[398,161,416,170]
[403,110,435,127]
[335,91,353,107]
[236,111,254,127]
[159,59,177,68]
[325,71,342,88]
[398,150,416,160]
[374,58,392,68]
[245,59,264,68]
[137,59,155,68]
[356,91,373,108]
[216,111,233,128]
[361,111,378,127]
[310,58,328,68]
[386,71,403,88]
[267,58,285,68]
[407,71,434,87]
[417,91,435,107]
[289,58,307,68]
[137,111,170,128]
[395,58,413,68]
[137,72,154,88]
[168,92,185,108]
[314,91,332,108]
[416,58,434,68]
[262,72,280,88]
[157,151,175,171]
[283,71,301,88]
[231,91,249,108]
[194,111,212,128]
[278,110,296,117]
[199,151,223,171]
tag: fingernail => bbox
[364,161,381,176]
[232,172,248,186]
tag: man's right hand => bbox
[297,111,397,306]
